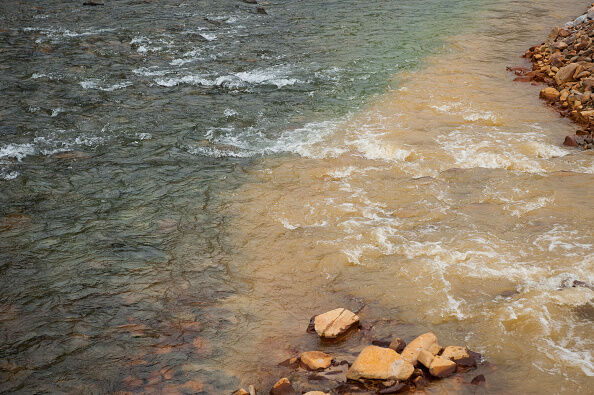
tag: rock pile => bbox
[233,308,486,394]
[514,4,594,149]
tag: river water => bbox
[1,0,593,394]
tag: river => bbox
[0,0,592,393]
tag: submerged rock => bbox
[377,382,407,393]
[232,389,249,395]
[388,337,406,353]
[441,346,477,367]
[346,345,414,381]
[270,378,295,395]
[83,0,104,5]
[300,351,333,370]
[314,308,359,339]
[471,374,486,385]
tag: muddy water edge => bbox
[223,1,594,394]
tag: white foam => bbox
[187,145,253,158]
[132,67,170,77]
[200,33,217,41]
[505,196,554,217]
[51,108,65,117]
[80,80,132,91]
[0,169,19,180]
[0,143,35,161]
[154,66,301,89]
[136,133,152,140]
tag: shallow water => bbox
[1,0,593,394]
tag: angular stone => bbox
[564,135,579,147]
[413,375,429,389]
[540,87,560,101]
[401,332,441,365]
[300,351,333,370]
[232,390,249,395]
[388,337,406,353]
[417,349,434,368]
[471,374,486,385]
[555,63,582,85]
[441,346,476,367]
[314,308,359,339]
[378,382,407,394]
[270,378,296,395]
[346,346,414,381]
[429,355,457,378]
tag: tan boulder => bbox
[300,351,333,370]
[401,332,441,365]
[270,378,296,395]
[232,390,249,395]
[429,355,457,378]
[314,308,359,338]
[346,345,414,381]
[441,346,477,367]
[555,63,583,85]
[540,87,560,101]
[417,349,435,368]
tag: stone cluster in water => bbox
[513,4,594,150]
[233,308,485,394]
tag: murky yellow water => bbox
[222,1,594,393]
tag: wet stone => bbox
[377,382,407,394]
[388,337,406,353]
[300,351,333,370]
[270,378,296,395]
[429,355,457,378]
[441,346,477,367]
[314,308,359,339]
[471,374,486,386]
[401,332,441,365]
[346,346,414,381]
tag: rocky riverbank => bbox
[513,4,594,149]
[233,308,486,394]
